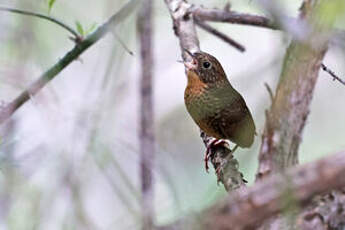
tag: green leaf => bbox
[85,23,97,35]
[75,21,84,36]
[48,0,56,14]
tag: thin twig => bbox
[321,63,345,86]
[0,6,80,39]
[195,19,245,52]
[0,0,139,125]
[192,7,276,29]
[193,5,345,47]
[264,82,274,102]
[113,32,134,55]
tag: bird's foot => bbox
[204,139,228,173]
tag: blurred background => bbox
[0,0,344,229]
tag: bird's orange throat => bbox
[186,70,208,96]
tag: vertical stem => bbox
[137,0,155,229]
[256,0,329,180]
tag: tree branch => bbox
[255,1,341,228]
[195,19,245,52]
[164,0,199,54]
[192,4,345,61]
[137,0,155,229]
[256,0,331,179]
[159,150,345,230]
[192,7,276,29]
[0,0,139,125]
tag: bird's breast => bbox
[184,71,208,97]
[184,72,222,126]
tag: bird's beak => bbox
[183,49,197,71]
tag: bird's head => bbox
[183,50,227,84]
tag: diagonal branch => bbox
[192,7,277,29]
[159,150,345,230]
[195,19,245,52]
[321,63,345,86]
[192,5,345,59]
[0,0,139,125]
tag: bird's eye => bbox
[202,61,211,69]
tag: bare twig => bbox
[321,63,345,86]
[193,5,345,50]
[0,6,80,39]
[137,0,155,229]
[192,3,345,48]
[0,0,139,125]
[192,7,276,29]
[264,82,274,103]
[164,0,247,191]
[159,150,345,230]
[195,19,245,52]
[113,32,134,55]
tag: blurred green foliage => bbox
[316,0,345,28]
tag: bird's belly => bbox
[196,118,225,139]
[196,112,253,146]
[184,91,225,139]
[184,89,255,147]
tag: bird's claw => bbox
[204,139,228,173]
[215,166,222,184]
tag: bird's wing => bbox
[214,85,256,147]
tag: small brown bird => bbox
[183,50,255,171]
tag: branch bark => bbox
[256,0,330,179]
[159,150,345,230]
[137,0,155,229]
[255,1,338,229]
[192,7,276,29]
[0,0,139,125]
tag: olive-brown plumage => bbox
[184,51,255,148]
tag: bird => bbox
[183,50,256,172]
